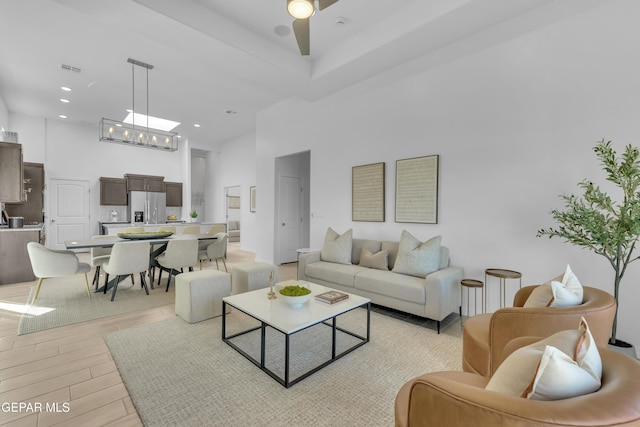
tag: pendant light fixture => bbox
[99,58,179,151]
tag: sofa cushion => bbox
[352,239,382,265]
[305,261,366,288]
[382,241,400,269]
[486,317,601,400]
[392,231,441,278]
[524,265,583,308]
[354,269,426,304]
[320,227,352,264]
[359,248,388,270]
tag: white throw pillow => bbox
[391,231,441,278]
[523,265,583,308]
[320,228,352,265]
[485,317,601,400]
[550,264,583,306]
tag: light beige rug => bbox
[18,277,175,335]
[105,308,463,427]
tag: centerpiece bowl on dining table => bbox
[117,231,174,240]
[279,284,311,307]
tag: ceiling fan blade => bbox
[292,18,310,56]
[318,0,339,11]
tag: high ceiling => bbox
[0,0,601,146]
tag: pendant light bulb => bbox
[287,0,314,19]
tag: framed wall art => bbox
[228,195,240,209]
[250,186,256,212]
[395,155,439,224]
[352,162,385,222]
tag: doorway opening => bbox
[225,185,241,244]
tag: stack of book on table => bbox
[315,290,349,304]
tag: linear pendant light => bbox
[99,58,179,152]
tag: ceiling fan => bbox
[287,0,340,55]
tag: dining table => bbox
[65,233,218,293]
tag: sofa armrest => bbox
[298,251,321,281]
[424,266,464,321]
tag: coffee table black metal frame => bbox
[222,298,371,388]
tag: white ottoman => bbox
[230,262,279,295]
[175,270,231,323]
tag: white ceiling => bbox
[0,0,603,147]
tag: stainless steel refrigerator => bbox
[127,191,166,225]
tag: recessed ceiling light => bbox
[194,124,200,128]
[274,25,291,37]
[60,98,70,103]
[61,86,72,92]
[59,114,67,119]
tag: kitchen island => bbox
[0,224,44,284]
[101,222,226,236]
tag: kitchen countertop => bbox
[0,224,44,231]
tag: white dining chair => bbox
[27,242,92,305]
[90,235,112,290]
[198,232,228,271]
[156,238,199,292]
[102,241,151,301]
[181,225,201,235]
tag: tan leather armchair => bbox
[395,346,640,427]
[463,285,616,377]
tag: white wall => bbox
[251,1,640,348]
[210,131,257,252]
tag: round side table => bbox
[485,268,522,309]
[460,279,484,325]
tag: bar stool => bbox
[460,279,484,325]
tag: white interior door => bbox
[278,175,302,264]
[49,178,91,249]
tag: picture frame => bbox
[352,162,385,222]
[395,155,439,224]
[228,195,240,209]
[250,186,256,212]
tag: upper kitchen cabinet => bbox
[165,181,183,207]
[0,142,24,203]
[125,174,164,192]
[100,177,127,205]
[5,163,45,222]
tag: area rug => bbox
[105,309,463,427]
[18,277,175,335]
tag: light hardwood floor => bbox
[0,243,297,427]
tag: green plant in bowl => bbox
[279,284,311,307]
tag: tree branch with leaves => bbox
[537,140,640,345]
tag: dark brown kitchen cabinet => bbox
[100,177,127,205]
[0,142,23,203]
[5,162,45,222]
[165,181,183,207]
[125,174,164,192]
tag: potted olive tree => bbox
[537,139,640,349]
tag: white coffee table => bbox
[222,280,371,388]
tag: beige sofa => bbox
[227,221,240,242]
[298,238,463,333]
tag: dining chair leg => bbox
[215,259,219,270]
[220,257,228,273]
[165,272,173,292]
[111,275,121,301]
[92,266,100,287]
[139,272,149,295]
[31,277,45,305]
[130,274,135,285]
[83,273,91,299]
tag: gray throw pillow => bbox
[320,227,352,264]
[359,248,389,270]
[392,231,441,278]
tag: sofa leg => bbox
[437,321,440,334]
